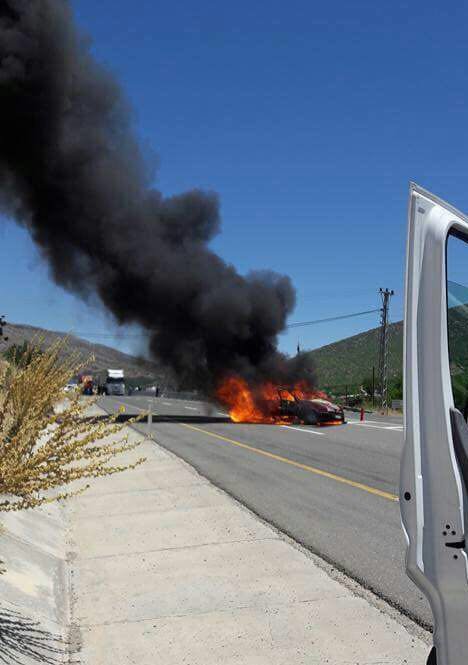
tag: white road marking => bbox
[162,401,172,406]
[348,422,403,431]
[348,419,402,427]
[281,425,324,436]
[184,406,198,411]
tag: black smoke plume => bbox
[0,0,315,391]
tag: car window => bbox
[447,233,468,413]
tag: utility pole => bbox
[0,315,8,343]
[378,289,394,412]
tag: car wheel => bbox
[304,412,318,426]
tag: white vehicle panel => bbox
[402,183,468,665]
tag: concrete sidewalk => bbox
[68,419,430,664]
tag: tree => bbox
[3,341,42,368]
[0,340,145,512]
[388,373,403,402]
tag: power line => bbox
[287,308,381,329]
[70,332,145,339]
[69,308,382,337]
[8,307,383,340]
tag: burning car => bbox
[217,376,345,425]
[276,388,346,425]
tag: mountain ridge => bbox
[307,321,403,389]
[1,322,162,381]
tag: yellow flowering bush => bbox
[0,340,145,511]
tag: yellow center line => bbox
[180,423,399,503]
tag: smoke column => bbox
[0,0,314,390]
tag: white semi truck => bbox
[103,369,125,396]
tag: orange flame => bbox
[216,375,329,424]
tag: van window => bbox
[447,232,468,413]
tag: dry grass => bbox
[0,339,145,512]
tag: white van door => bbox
[402,183,468,665]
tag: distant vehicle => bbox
[276,388,345,425]
[103,369,125,396]
[64,382,78,393]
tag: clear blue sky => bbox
[2,0,468,356]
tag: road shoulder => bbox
[68,412,430,664]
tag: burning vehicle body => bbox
[276,388,346,425]
[217,377,345,426]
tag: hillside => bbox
[309,305,468,394]
[1,322,162,382]
[308,321,403,391]
[4,311,468,396]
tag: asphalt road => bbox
[98,394,431,627]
